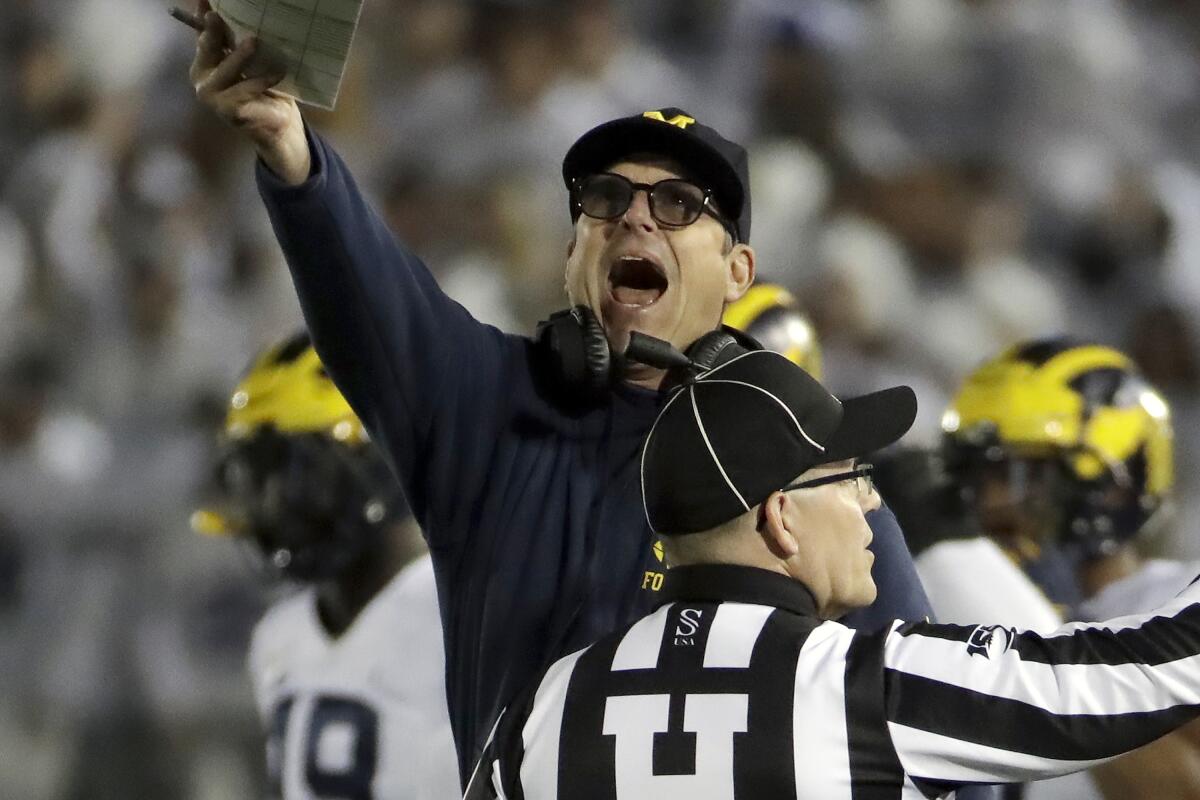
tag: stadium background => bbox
[3,0,1200,796]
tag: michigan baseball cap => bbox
[562,108,751,242]
[641,350,917,534]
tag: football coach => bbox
[468,350,1200,800]
[188,5,937,784]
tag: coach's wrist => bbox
[256,113,312,187]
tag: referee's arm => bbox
[882,576,1200,787]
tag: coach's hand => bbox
[189,0,311,185]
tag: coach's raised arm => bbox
[188,0,513,531]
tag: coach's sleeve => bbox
[880,575,1200,789]
[256,127,513,541]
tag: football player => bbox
[943,339,1179,611]
[194,332,460,800]
[932,338,1200,800]
[872,446,1064,634]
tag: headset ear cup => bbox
[535,306,614,402]
[719,324,764,354]
[685,330,745,372]
[576,306,613,394]
[685,325,764,372]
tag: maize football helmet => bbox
[942,337,1173,559]
[193,332,406,582]
[723,284,822,379]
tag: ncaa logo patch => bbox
[966,624,1016,660]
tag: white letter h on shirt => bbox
[602,694,748,800]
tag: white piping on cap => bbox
[690,386,750,511]
[640,384,693,530]
[700,379,825,452]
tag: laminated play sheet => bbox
[211,0,363,109]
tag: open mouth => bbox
[608,256,668,307]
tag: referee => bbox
[467,349,1200,799]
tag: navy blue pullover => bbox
[256,129,935,784]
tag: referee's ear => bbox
[759,492,800,559]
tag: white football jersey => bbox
[915,537,1062,631]
[248,554,461,800]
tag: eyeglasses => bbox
[571,173,738,240]
[782,464,874,498]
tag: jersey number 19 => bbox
[267,694,379,800]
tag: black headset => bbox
[535,305,761,403]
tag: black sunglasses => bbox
[782,464,874,496]
[571,173,738,241]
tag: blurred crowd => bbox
[5,0,1200,796]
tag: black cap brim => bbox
[820,386,918,464]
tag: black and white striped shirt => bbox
[466,563,1200,800]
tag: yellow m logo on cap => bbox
[643,110,696,130]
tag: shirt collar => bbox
[658,563,820,618]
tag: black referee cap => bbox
[641,351,917,534]
[562,108,751,242]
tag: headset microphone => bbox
[624,332,695,371]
